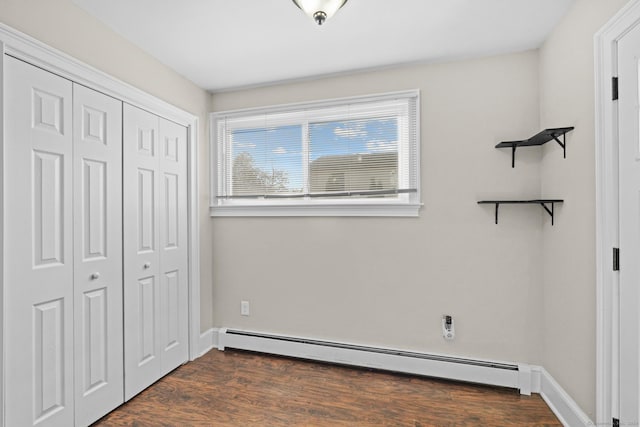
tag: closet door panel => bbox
[123,103,162,400]
[123,107,189,400]
[158,118,189,375]
[4,56,74,427]
[73,84,124,426]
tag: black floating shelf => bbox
[495,127,574,168]
[477,199,564,226]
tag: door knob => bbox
[90,272,100,280]
[143,262,151,269]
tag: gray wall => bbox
[211,51,545,363]
[0,0,215,330]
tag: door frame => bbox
[595,0,640,424]
[0,22,202,426]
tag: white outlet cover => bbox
[241,301,250,316]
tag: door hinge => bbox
[613,417,620,427]
[614,247,620,271]
[613,77,619,101]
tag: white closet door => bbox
[4,56,74,427]
[123,104,162,400]
[123,104,189,400]
[158,118,189,376]
[72,84,124,426]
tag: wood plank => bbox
[93,349,561,426]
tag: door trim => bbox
[0,23,201,426]
[595,0,640,424]
[0,40,5,427]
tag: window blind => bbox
[214,91,419,205]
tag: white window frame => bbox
[209,90,422,217]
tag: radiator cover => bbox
[217,329,527,393]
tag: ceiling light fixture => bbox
[292,0,348,25]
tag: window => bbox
[210,90,421,216]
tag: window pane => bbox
[212,90,420,217]
[230,125,303,196]
[309,118,398,197]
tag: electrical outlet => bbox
[241,300,250,316]
[442,314,455,340]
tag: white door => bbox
[123,104,161,400]
[618,21,640,425]
[72,84,124,426]
[4,56,75,426]
[123,104,188,400]
[157,118,189,377]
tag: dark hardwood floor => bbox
[94,349,561,426]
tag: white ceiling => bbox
[72,0,575,92]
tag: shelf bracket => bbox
[551,133,567,159]
[539,201,556,225]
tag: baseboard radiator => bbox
[217,329,526,393]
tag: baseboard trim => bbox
[217,328,526,391]
[198,328,219,357]
[533,366,592,427]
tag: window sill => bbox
[209,202,422,217]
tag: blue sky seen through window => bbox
[231,117,398,193]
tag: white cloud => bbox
[366,140,397,152]
[334,122,368,139]
[273,147,287,154]
[235,142,256,149]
